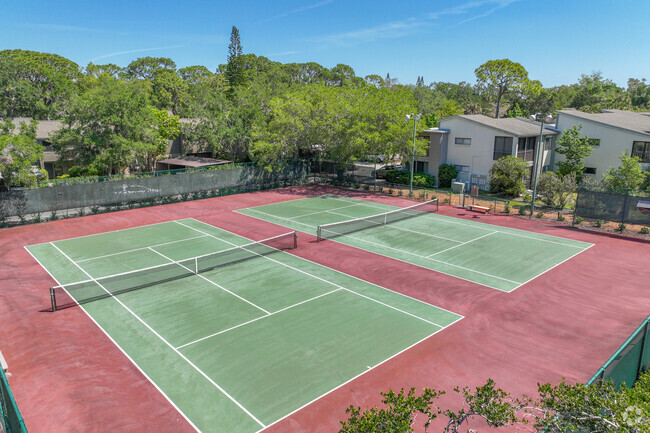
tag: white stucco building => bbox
[553,109,650,179]
[416,115,558,189]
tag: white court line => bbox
[146,247,270,315]
[237,207,317,230]
[177,219,451,329]
[426,231,497,258]
[29,219,192,246]
[325,210,463,244]
[77,234,208,263]
[23,246,202,433]
[235,211,521,288]
[510,243,596,292]
[287,203,364,220]
[325,195,591,248]
[176,288,342,350]
[48,242,266,429]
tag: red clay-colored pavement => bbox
[1,185,648,433]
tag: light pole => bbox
[529,112,553,216]
[405,113,421,195]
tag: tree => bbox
[0,118,46,187]
[340,372,650,433]
[537,171,577,208]
[554,125,592,181]
[601,153,646,189]
[124,57,176,81]
[225,26,244,89]
[438,163,459,188]
[51,75,170,174]
[489,155,530,197]
[475,59,531,118]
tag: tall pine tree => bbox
[225,26,244,88]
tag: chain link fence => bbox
[1,367,27,433]
[574,185,650,226]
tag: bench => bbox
[468,204,490,214]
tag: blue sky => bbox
[2,0,648,87]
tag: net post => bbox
[434,197,439,212]
[316,226,322,242]
[293,231,298,249]
[194,257,198,274]
[50,287,57,312]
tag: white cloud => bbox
[91,45,186,62]
[261,0,335,23]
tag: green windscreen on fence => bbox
[0,368,28,433]
[575,185,650,226]
[589,317,650,389]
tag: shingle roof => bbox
[557,109,650,136]
[441,114,558,136]
[10,118,63,141]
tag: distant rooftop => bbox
[10,118,63,141]
[557,109,650,136]
[439,114,558,137]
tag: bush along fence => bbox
[0,161,310,227]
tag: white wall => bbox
[555,114,650,179]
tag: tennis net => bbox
[50,231,297,311]
[317,199,438,242]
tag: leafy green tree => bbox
[0,118,46,187]
[506,102,523,118]
[571,72,630,112]
[536,171,577,208]
[489,155,530,197]
[601,153,646,189]
[124,57,176,81]
[0,49,80,119]
[438,163,459,188]
[627,78,650,109]
[51,75,170,174]
[535,376,650,433]
[555,124,592,181]
[475,59,532,118]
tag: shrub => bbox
[536,211,544,218]
[67,165,100,178]
[77,208,85,216]
[595,219,604,228]
[504,204,511,213]
[32,213,42,223]
[641,227,649,234]
[438,163,458,188]
[574,216,583,224]
[49,211,58,221]
[386,171,436,188]
[518,206,526,215]
[537,171,577,208]
[489,156,529,197]
[557,214,566,221]
[618,223,626,232]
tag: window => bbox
[544,137,552,150]
[454,165,469,173]
[455,137,471,145]
[415,161,428,173]
[589,138,600,146]
[493,136,513,160]
[542,165,550,172]
[632,141,650,163]
[517,137,536,162]
[583,167,597,175]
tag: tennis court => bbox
[236,195,594,292]
[25,218,461,433]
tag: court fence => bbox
[588,315,650,389]
[0,367,27,433]
[0,161,310,226]
[574,185,650,227]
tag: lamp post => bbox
[529,112,553,216]
[405,113,421,194]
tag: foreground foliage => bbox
[339,372,650,432]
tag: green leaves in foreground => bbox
[339,372,650,432]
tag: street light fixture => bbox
[405,113,421,195]
[529,112,554,216]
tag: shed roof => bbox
[439,114,558,137]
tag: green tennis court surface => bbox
[236,195,593,292]
[25,218,461,433]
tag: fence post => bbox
[572,187,581,226]
[621,190,629,227]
